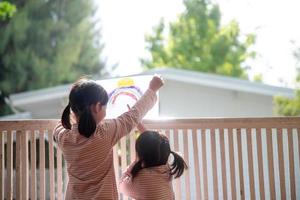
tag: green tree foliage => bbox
[141,0,255,79]
[0,0,106,115]
[274,48,300,116]
[0,1,16,20]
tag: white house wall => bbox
[159,80,274,118]
[20,97,67,119]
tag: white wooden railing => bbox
[0,118,300,199]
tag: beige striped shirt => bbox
[53,89,157,200]
[119,163,175,200]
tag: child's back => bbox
[55,122,119,199]
[121,163,174,199]
[54,77,163,199]
[119,131,188,200]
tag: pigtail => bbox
[170,151,188,178]
[131,160,143,179]
[61,104,71,129]
[78,107,96,138]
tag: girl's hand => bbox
[149,75,164,92]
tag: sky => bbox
[95,0,300,88]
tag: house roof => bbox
[139,68,294,97]
[10,68,294,107]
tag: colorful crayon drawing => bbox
[108,78,143,106]
[96,76,159,119]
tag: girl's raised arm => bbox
[100,76,163,145]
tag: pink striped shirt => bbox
[53,89,157,200]
[120,163,175,200]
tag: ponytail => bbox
[170,151,188,178]
[61,104,71,129]
[131,160,143,179]
[78,107,96,138]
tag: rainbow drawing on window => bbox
[97,75,158,119]
[106,78,144,118]
[108,78,143,106]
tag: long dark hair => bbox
[131,131,188,179]
[61,78,108,138]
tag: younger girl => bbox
[120,131,188,200]
[53,76,163,199]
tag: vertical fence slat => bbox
[211,129,219,200]
[228,128,237,200]
[201,129,208,200]
[30,131,37,200]
[39,131,45,200]
[166,129,170,139]
[121,138,126,171]
[192,129,201,200]
[246,128,255,200]
[113,145,119,182]
[63,159,68,195]
[16,132,22,199]
[266,128,276,200]
[120,137,128,200]
[183,129,191,199]
[236,128,245,199]
[219,129,227,200]
[277,128,286,199]
[57,148,63,200]
[287,128,296,199]
[113,145,120,199]
[6,131,13,200]
[49,132,55,200]
[298,128,300,168]
[256,128,265,199]
[173,129,181,199]
[0,132,4,200]
[130,132,135,163]
[22,132,29,199]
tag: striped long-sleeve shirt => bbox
[53,89,157,200]
[119,163,175,200]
